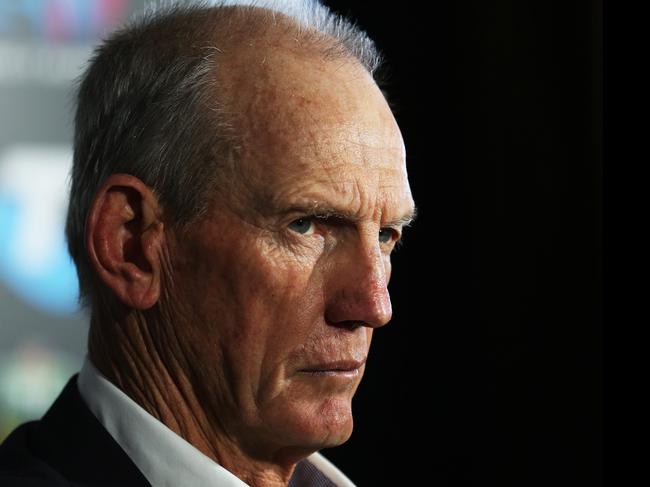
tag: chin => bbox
[308,395,355,447]
[261,393,356,461]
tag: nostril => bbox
[334,320,365,331]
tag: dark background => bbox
[321,1,602,486]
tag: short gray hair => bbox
[65,0,383,313]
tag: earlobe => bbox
[85,174,164,310]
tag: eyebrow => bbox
[386,206,418,228]
[284,202,418,228]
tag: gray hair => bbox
[65,0,383,312]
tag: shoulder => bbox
[0,421,68,486]
[1,375,152,487]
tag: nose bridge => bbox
[325,233,392,329]
[363,239,389,293]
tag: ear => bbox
[85,173,165,310]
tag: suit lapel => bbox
[31,375,151,486]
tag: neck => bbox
[87,311,297,487]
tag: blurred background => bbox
[0,0,146,442]
[0,1,602,485]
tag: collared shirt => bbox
[77,357,355,487]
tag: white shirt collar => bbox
[77,357,355,487]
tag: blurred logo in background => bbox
[0,0,137,444]
[0,0,133,86]
[0,145,79,315]
[0,0,129,42]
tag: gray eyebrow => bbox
[285,203,361,222]
[286,203,418,228]
[384,206,418,228]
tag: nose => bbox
[324,239,393,329]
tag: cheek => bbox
[234,241,323,345]
[190,233,324,357]
[215,238,327,409]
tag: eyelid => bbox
[287,216,315,233]
[288,214,406,245]
[382,226,402,239]
[378,227,402,248]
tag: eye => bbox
[379,228,394,244]
[288,218,315,235]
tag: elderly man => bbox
[0,1,415,486]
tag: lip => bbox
[299,358,367,374]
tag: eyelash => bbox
[288,215,403,248]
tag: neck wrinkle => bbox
[87,310,298,487]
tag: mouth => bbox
[298,359,367,376]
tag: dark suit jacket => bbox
[0,376,151,486]
[0,375,342,487]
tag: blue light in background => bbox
[0,145,79,315]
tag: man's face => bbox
[169,50,415,460]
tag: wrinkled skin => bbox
[168,47,415,465]
[87,44,415,487]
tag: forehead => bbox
[221,47,412,215]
